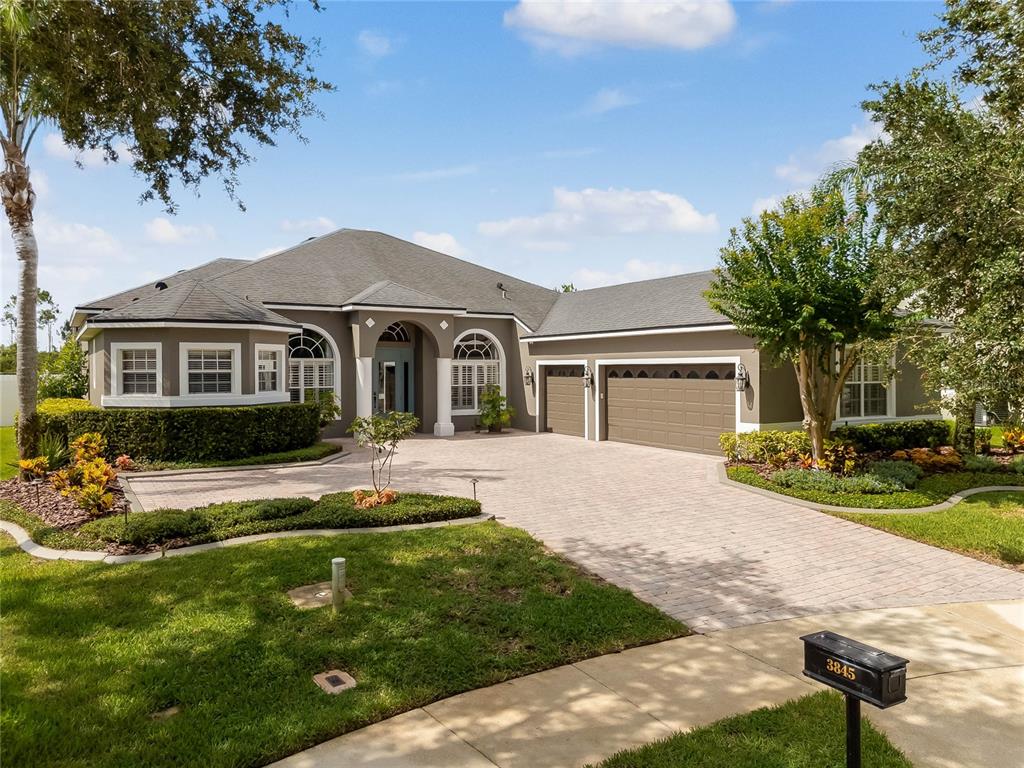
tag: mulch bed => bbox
[0,476,130,529]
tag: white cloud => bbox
[571,258,684,289]
[280,216,337,235]
[144,217,215,245]
[479,187,717,238]
[775,119,882,185]
[394,164,479,182]
[36,214,121,257]
[357,30,396,58]
[411,231,468,258]
[43,133,107,167]
[30,169,50,200]
[505,0,737,55]
[582,88,639,116]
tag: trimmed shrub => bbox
[40,402,320,462]
[837,474,905,494]
[81,493,481,549]
[770,469,842,493]
[963,454,1002,472]
[720,430,811,462]
[866,460,923,489]
[832,420,951,452]
[1010,457,1024,475]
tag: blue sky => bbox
[1,0,942,335]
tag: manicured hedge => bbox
[39,401,321,462]
[81,492,483,548]
[831,420,951,452]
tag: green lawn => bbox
[728,466,1023,509]
[589,691,912,768]
[131,440,343,471]
[0,522,685,768]
[1,425,16,480]
[835,491,1024,566]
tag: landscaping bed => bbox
[0,523,686,768]
[589,691,912,768]
[0,491,483,554]
[833,491,1024,568]
[125,441,343,472]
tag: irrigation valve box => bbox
[800,631,909,709]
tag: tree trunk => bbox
[1,139,39,460]
[953,399,976,456]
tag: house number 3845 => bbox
[825,658,857,681]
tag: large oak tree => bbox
[1,0,331,458]
[861,0,1024,452]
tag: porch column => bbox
[434,356,455,437]
[355,356,373,418]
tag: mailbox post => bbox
[801,631,909,768]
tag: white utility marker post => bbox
[331,557,347,612]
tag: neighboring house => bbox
[72,229,938,455]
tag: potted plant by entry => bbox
[478,384,515,433]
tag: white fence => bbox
[0,374,16,426]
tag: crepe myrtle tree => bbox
[1,0,332,459]
[348,412,420,500]
[706,169,904,461]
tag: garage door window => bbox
[451,332,501,414]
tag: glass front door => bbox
[373,349,414,414]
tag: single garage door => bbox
[545,366,585,437]
[605,364,735,455]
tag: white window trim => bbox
[836,353,897,422]
[592,357,756,442]
[534,359,591,441]
[291,322,342,404]
[109,341,163,398]
[254,343,286,394]
[451,328,507,416]
[179,342,242,398]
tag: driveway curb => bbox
[714,462,1024,514]
[0,513,494,565]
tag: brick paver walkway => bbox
[126,431,1024,631]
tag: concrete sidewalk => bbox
[271,600,1023,768]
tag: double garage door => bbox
[605,364,736,455]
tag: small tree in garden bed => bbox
[348,412,420,507]
[706,168,903,461]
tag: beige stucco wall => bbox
[91,327,289,401]
[525,329,761,440]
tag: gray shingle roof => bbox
[208,229,559,329]
[345,280,465,310]
[87,280,300,328]
[78,258,250,311]
[527,271,731,338]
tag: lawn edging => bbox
[0,512,493,564]
[715,462,1024,514]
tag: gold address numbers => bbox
[825,657,858,681]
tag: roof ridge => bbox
[568,269,717,295]
[75,258,247,310]
[170,279,204,316]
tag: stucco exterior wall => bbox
[91,327,289,402]
[758,361,803,425]
[895,355,937,418]
[525,329,761,440]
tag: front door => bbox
[373,348,414,413]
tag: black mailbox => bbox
[801,631,908,709]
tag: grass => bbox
[0,492,483,553]
[0,522,685,768]
[834,490,1024,566]
[1,425,16,480]
[728,465,1023,509]
[589,691,912,768]
[131,441,343,471]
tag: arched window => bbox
[379,322,410,343]
[705,370,720,379]
[669,370,682,379]
[608,370,619,378]
[451,331,503,413]
[622,370,634,379]
[686,370,699,379]
[725,369,735,379]
[287,328,335,403]
[637,370,649,378]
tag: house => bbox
[72,229,938,455]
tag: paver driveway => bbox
[127,431,1024,631]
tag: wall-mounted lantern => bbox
[582,366,594,389]
[523,367,534,387]
[735,362,750,392]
